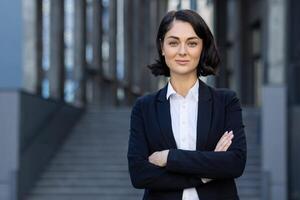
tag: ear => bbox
[161,49,165,56]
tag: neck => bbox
[169,73,198,97]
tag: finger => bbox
[222,140,232,151]
[216,133,234,151]
[215,131,229,149]
[219,131,229,141]
[219,135,234,151]
[148,152,157,162]
[220,133,234,147]
[217,140,231,152]
[216,132,232,150]
[219,131,233,143]
[149,157,158,165]
[148,154,153,162]
[149,152,162,166]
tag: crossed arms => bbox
[127,92,247,190]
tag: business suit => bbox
[127,79,247,200]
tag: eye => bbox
[168,41,179,47]
[187,41,198,47]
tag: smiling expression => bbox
[161,20,203,78]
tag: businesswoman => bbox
[127,9,247,200]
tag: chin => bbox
[172,70,197,77]
[171,67,197,76]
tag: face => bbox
[161,20,203,78]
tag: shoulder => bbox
[132,87,163,108]
[131,89,162,118]
[134,91,157,106]
[208,86,239,106]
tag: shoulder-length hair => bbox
[147,9,220,77]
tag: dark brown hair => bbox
[147,9,220,77]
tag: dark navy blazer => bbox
[127,79,247,200]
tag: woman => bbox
[127,9,246,200]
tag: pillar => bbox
[261,0,288,199]
[49,0,65,100]
[139,0,150,94]
[74,0,87,105]
[108,0,118,105]
[148,0,160,93]
[131,0,141,95]
[23,0,43,94]
[89,0,103,104]
[124,0,134,104]
[286,0,300,199]
[214,0,229,88]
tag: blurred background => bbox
[0,0,299,199]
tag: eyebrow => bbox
[165,36,200,40]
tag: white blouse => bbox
[166,79,200,200]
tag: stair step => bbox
[41,171,129,179]
[36,178,132,187]
[26,107,262,200]
[47,164,128,171]
[29,186,141,195]
[27,194,143,200]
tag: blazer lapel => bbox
[196,80,213,151]
[156,83,177,149]
[155,80,212,150]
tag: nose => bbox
[178,43,187,56]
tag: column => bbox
[239,0,254,105]
[214,0,229,88]
[109,0,118,105]
[287,0,300,198]
[23,0,43,94]
[74,0,87,105]
[124,0,135,104]
[92,0,103,74]
[130,0,141,95]
[49,0,65,100]
[139,0,150,94]
[261,0,287,199]
[148,0,160,93]
[89,0,103,104]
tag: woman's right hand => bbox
[214,131,234,152]
[201,131,234,184]
[202,131,234,184]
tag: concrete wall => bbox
[0,0,22,88]
[0,91,20,200]
[19,92,63,152]
[0,90,84,200]
[18,92,84,199]
[290,106,300,200]
[262,86,287,200]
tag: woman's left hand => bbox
[148,150,169,167]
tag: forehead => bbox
[164,20,198,39]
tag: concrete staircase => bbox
[25,106,143,200]
[26,106,261,200]
[236,107,262,200]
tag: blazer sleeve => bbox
[165,91,247,179]
[127,97,204,190]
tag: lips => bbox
[175,60,189,65]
